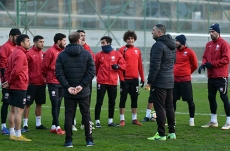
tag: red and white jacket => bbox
[95,50,126,85]
[27,46,45,85]
[202,37,230,78]
[41,44,63,84]
[4,46,28,90]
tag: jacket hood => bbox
[64,44,84,56]
[158,34,176,50]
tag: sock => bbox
[120,114,125,121]
[74,119,76,125]
[108,118,113,124]
[95,120,100,124]
[56,126,60,131]
[132,114,137,121]
[1,123,6,129]
[23,119,28,127]
[226,116,230,124]
[51,125,56,130]
[190,118,194,122]
[15,130,21,137]
[211,114,217,123]
[10,128,16,136]
[36,116,41,126]
[146,109,151,118]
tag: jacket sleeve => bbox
[147,43,163,84]
[80,53,95,87]
[0,46,8,69]
[41,50,52,78]
[95,53,99,76]
[202,44,209,65]
[117,48,125,81]
[138,50,145,82]
[7,55,24,85]
[211,42,230,67]
[55,54,70,89]
[189,49,198,74]
[117,52,126,71]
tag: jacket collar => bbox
[32,45,42,51]
[16,45,27,53]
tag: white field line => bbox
[42,106,226,117]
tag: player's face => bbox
[152,26,160,40]
[58,38,66,49]
[175,40,182,49]
[125,37,135,46]
[79,32,86,45]
[209,30,219,40]
[100,39,110,46]
[34,39,44,49]
[22,38,30,50]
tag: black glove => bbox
[198,65,205,74]
[140,80,144,88]
[112,64,119,70]
[120,81,129,89]
[204,62,212,69]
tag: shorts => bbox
[173,81,193,101]
[1,88,10,104]
[148,91,153,103]
[47,84,63,101]
[120,78,139,96]
[26,84,46,105]
[9,90,27,109]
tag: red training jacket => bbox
[174,47,198,82]
[83,43,95,61]
[202,37,230,78]
[4,46,28,90]
[95,50,126,85]
[118,45,144,82]
[41,44,63,84]
[27,46,45,85]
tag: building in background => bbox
[0,0,230,81]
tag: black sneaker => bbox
[86,140,94,147]
[64,141,73,148]
[95,123,102,128]
[21,126,29,132]
[36,125,48,130]
[141,117,150,122]
[108,123,119,127]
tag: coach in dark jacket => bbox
[55,32,95,147]
[146,24,176,141]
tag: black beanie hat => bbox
[9,28,21,36]
[175,34,186,45]
[209,23,220,34]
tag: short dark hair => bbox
[100,36,112,44]
[123,30,137,41]
[16,34,29,46]
[155,24,166,34]
[9,28,21,37]
[76,30,85,33]
[54,33,66,44]
[33,35,44,42]
[68,32,80,44]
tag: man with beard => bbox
[42,33,66,135]
[199,23,230,130]
[55,32,95,147]
[3,34,31,141]
[146,24,176,141]
[22,35,48,131]
[0,28,21,135]
[173,34,198,126]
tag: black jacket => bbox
[55,44,95,98]
[147,34,176,89]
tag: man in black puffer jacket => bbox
[55,32,95,147]
[146,24,176,141]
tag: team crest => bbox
[183,51,187,56]
[215,45,219,50]
[27,95,31,101]
[23,98,26,104]
[51,91,56,96]
[220,87,223,92]
[111,56,115,61]
[134,50,138,54]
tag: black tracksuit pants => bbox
[64,96,93,142]
[151,87,175,136]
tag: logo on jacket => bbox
[51,91,56,96]
[215,45,219,50]
[111,56,115,61]
[183,51,187,56]
[134,50,138,54]
[97,84,101,90]
[41,54,44,59]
